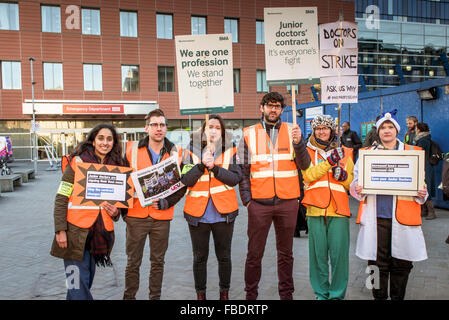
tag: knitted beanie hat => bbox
[311,114,337,131]
[376,109,400,133]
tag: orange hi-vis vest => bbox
[126,140,182,220]
[67,156,115,231]
[302,146,353,217]
[243,122,300,199]
[184,147,239,217]
[356,144,423,226]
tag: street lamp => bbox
[29,57,37,173]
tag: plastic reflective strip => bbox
[68,202,101,210]
[131,141,138,170]
[250,169,298,179]
[210,185,233,194]
[305,180,346,193]
[222,149,232,169]
[191,153,201,165]
[198,174,210,182]
[171,151,179,163]
[186,190,209,197]
[286,123,294,155]
[251,154,293,162]
[248,126,257,156]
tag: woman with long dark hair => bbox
[181,114,241,300]
[51,123,125,299]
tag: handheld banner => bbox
[319,21,359,104]
[264,7,320,86]
[72,163,134,208]
[175,33,234,115]
[131,155,183,207]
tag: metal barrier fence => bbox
[0,129,194,162]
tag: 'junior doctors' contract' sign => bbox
[319,21,359,104]
[264,7,320,86]
[175,33,234,115]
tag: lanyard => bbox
[262,120,275,156]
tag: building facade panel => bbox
[0,0,354,130]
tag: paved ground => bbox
[0,161,448,300]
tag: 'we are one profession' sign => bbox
[175,33,234,116]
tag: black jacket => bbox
[181,129,241,226]
[238,119,311,206]
[122,135,187,217]
[341,129,362,160]
[415,133,436,197]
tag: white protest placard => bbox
[264,7,320,86]
[319,20,358,103]
[175,34,234,115]
[131,156,183,207]
[85,171,127,202]
[321,75,359,104]
[319,21,358,50]
[358,149,425,196]
[320,48,358,77]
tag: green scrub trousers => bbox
[307,216,350,300]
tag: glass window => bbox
[256,70,268,92]
[42,6,61,33]
[83,64,102,91]
[158,66,174,92]
[224,18,238,43]
[120,11,137,37]
[43,63,63,90]
[233,69,240,93]
[256,20,264,44]
[157,13,173,39]
[191,16,206,35]
[379,21,401,33]
[402,34,423,46]
[425,24,445,36]
[121,65,139,92]
[1,61,21,89]
[0,2,19,30]
[82,8,101,35]
[401,23,423,35]
[378,32,401,44]
[358,30,378,41]
[425,36,446,49]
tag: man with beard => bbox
[238,92,311,300]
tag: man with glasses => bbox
[238,92,311,300]
[122,109,186,300]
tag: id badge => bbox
[266,154,273,163]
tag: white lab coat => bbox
[349,140,428,262]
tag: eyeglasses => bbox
[265,103,282,110]
[314,127,331,132]
[149,123,166,129]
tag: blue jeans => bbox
[64,250,96,300]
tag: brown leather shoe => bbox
[197,292,206,300]
[220,290,229,300]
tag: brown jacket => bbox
[50,156,119,262]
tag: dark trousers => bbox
[188,221,234,293]
[368,218,413,300]
[245,199,299,300]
